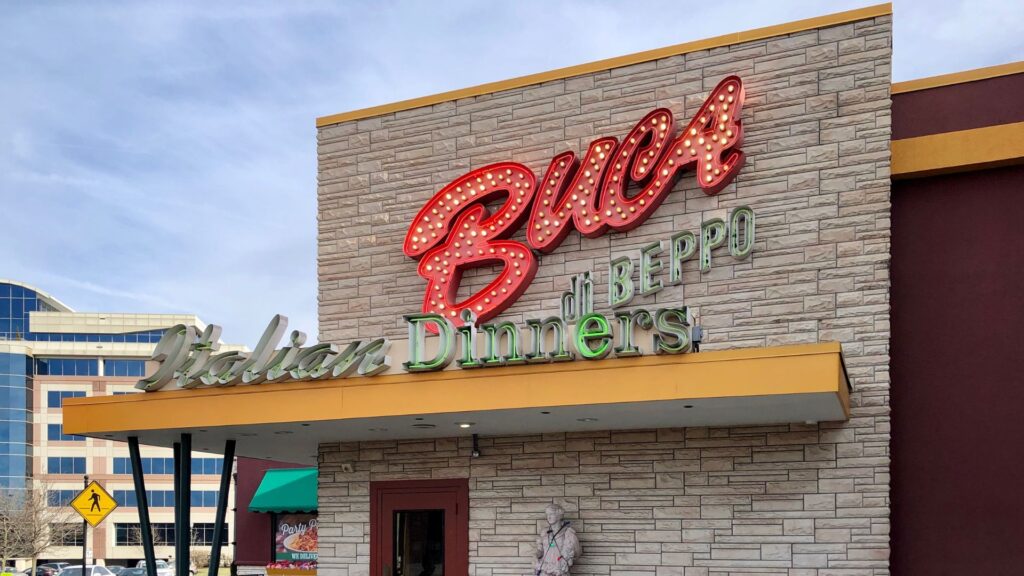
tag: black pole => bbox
[172,442,181,574]
[179,434,192,576]
[129,437,157,576]
[207,440,235,576]
[82,475,88,575]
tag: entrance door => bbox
[370,479,469,576]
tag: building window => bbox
[26,330,166,343]
[103,359,146,377]
[112,457,223,475]
[35,359,98,377]
[191,490,219,507]
[112,490,218,508]
[47,424,84,442]
[191,523,229,546]
[47,489,77,506]
[116,523,176,546]
[192,457,224,475]
[51,523,84,546]
[47,457,86,475]
[47,390,86,408]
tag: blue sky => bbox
[2,0,1022,344]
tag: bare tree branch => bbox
[0,483,82,573]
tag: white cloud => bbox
[1,0,1020,344]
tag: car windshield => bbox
[62,568,113,576]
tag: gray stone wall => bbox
[320,425,888,576]
[317,13,891,576]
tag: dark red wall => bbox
[234,457,306,567]
[893,73,1024,139]
[891,164,1024,574]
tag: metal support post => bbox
[207,440,235,576]
[173,442,182,575]
[178,434,192,576]
[129,437,158,576]
[82,475,88,575]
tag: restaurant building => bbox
[64,3,1024,574]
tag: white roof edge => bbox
[0,279,75,312]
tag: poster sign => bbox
[275,514,318,561]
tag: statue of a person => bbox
[533,503,580,576]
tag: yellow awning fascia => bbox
[64,343,850,437]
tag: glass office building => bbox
[0,279,243,567]
[0,350,31,490]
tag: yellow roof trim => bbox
[63,343,849,435]
[892,121,1024,179]
[892,61,1024,94]
[316,3,892,128]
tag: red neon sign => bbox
[403,75,745,328]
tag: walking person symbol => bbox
[89,489,101,512]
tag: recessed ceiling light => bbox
[576,418,598,422]
[456,422,474,429]
[684,405,694,409]
[540,411,551,415]
[415,417,424,421]
[412,423,436,429]
[274,430,293,435]
[301,423,311,427]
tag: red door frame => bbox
[370,478,469,576]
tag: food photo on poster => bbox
[276,514,318,561]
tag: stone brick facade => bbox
[316,13,891,576]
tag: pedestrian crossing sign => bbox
[70,481,118,527]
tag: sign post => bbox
[70,477,119,574]
[81,476,87,575]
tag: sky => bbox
[1,0,1022,345]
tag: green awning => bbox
[248,468,318,513]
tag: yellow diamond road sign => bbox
[70,481,118,527]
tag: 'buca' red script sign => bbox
[403,75,746,328]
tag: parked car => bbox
[39,566,69,574]
[133,561,171,576]
[120,569,145,576]
[57,566,114,576]
[167,562,194,576]
[106,568,125,576]
[23,567,57,576]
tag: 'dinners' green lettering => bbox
[403,313,455,372]
[481,321,527,366]
[526,317,573,363]
[575,313,613,360]
[653,308,691,354]
[614,309,654,357]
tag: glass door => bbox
[393,509,445,575]
[371,479,468,576]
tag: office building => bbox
[0,280,239,567]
